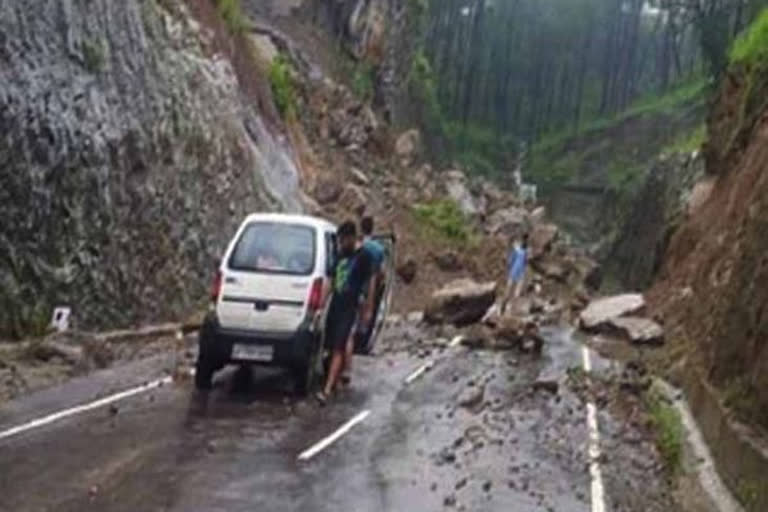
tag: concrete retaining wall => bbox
[684,371,768,511]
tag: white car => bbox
[195,213,337,393]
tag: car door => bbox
[217,221,318,333]
[354,233,396,355]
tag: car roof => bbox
[241,212,337,232]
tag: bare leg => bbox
[323,349,345,395]
[342,332,355,382]
[501,281,513,314]
[514,278,524,298]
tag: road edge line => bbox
[298,409,371,461]
[0,376,173,442]
[582,345,606,512]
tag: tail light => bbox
[210,270,222,303]
[307,277,324,313]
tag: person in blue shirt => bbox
[501,233,529,315]
[317,221,374,404]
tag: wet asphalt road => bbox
[0,321,678,512]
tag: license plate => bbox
[232,344,273,362]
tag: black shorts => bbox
[325,300,357,351]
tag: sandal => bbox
[315,390,329,406]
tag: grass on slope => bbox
[533,79,708,157]
[730,8,768,68]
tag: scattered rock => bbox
[607,316,664,345]
[532,380,559,395]
[395,128,421,164]
[455,477,468,490]
[424,279,496,326]
[432,250,463,272]
[529,206,546,225]
[437,447,458,465]
[458,384,486,410]
[532,258,569,282]
[579,294,646,330]
[530,223,559,260]
[486,207,528,237]
[313,180,342,204]
[482,480,493,492]
[339,183,368,215]
[350,167,370,186]
[397,258,418,283]
[443,494,457,507]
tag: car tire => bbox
[194,355,215,391]
[294,338,322,396]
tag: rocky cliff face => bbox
[648,64,768,431]
[308,0,415,122]
[0,0,302,335]
[603,152,704,291]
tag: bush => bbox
[646,388,684,474]
[730,8,768,68]
[269,54,297,119]
[214,0,248,34]
[413,199,471,242]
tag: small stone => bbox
[443,494,457,507]
[455,477,468,490]
[482,481,493,492]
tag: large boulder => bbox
[530,223,559,260]
[424,279,497,326]
[579,294,645,330]
[486,207,528,237]
[606,317,664,345]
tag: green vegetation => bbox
[214,0,248,34]
[82,38,105,73]
[662,124,707,155]
[1,301,51,340]
[527,78,708,192]
[736,479,763,509]
[413,199,472,242]
[351,61,375,101]
[408,50,444,133]
[534,79,708,158]
[646,387,684,474]
[269,54,297,119]
[730,8,768,68]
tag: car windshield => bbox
[228,222,316,275]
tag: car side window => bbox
[325,232,337,277]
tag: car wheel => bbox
[194,355,215,391]
[294,340,323,396]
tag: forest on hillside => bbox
[407,0,768,176]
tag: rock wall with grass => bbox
[0,0,302,336]
[648,10,768,435]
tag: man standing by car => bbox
[317,221,374,404]
[351,216,386,355]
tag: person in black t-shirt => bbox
[317,221,373,404]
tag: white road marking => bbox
[404,335,463,385]
[404,361,433,385]
[0,376,173,442]
[298,409,371,461]
[582,345,606,512]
